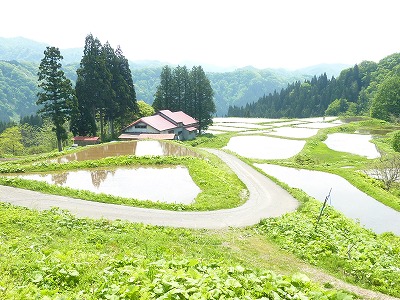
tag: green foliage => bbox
[0,203,354,299]
[257,195,400,297]
[228,55,400,119]
[72,35,137,139]
[325,99,356,116]
[393,130,400,152]
[0,126,23,156]
[185,133,233,149]
[371,75,400,122]
[135,100,155,118]
[37,46,77,151]
[0,60,39,122]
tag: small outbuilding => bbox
[119,110,198,141]
[72,136,100,146]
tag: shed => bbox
[72,136,100,146]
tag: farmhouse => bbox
[72,136,100,146]
[119,110,198,141]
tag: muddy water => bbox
[255,163,400,235]
[55,141,200,163]
[17,166,201,204]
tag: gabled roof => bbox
[158,110,198,126]
[72,136,100,141]
[126,115,176,132]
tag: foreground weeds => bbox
[257,193,400,297]
[0,204,354,299]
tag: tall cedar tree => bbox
[73,34,113,139]
[189,66,215,131]
[153,65,173,111]
[72,35,137,139]
[37,47,77,152]
[153,65,215,132]
[108,45,137,137]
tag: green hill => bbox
[228,52,400,118]
[0,37,344,121]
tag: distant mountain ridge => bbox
[0,36,350,121]
[0,36,349,75]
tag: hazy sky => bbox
[1,0,399,69]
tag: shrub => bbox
[392,131,400,152]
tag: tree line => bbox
[36,34,138,151]
[152,65,215,132]
[228,53,400,122]
[35,34,216,152]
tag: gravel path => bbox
[0,149,299,229]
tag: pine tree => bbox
[37,46,77,152]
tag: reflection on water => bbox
[17,166,201,204]
[224,136,306,159]
[54,141,200,163]
[255,163,400,235]
[324,133,380,159]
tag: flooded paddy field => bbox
[16,165,201,204]
[255,163,400,235]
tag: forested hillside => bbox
[0,61,312,122]
[0,60,78,122]
[208,67,312,115]
[228,53,400,118]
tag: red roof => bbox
[118,133,175,140]
[125,115,176,132]
[72,136,100,141]
[123,110,198,133]
[142,115,177,131]
[159,110,198,125]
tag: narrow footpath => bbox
[0,149,299,229]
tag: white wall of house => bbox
[125,122,159,134]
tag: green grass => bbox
[183,132,233,148]
[0,203,356,299]
[257,191,400,297]
[2,117,400,299]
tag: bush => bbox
[393,131,400,152]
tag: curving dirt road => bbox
[0,149,299,229]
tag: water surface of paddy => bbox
[54,141,200,163]
[324,133,380,159]
[17,166,201,204]
[267,127,319,138]
[255,163,400,235]
[224,136,306,159]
